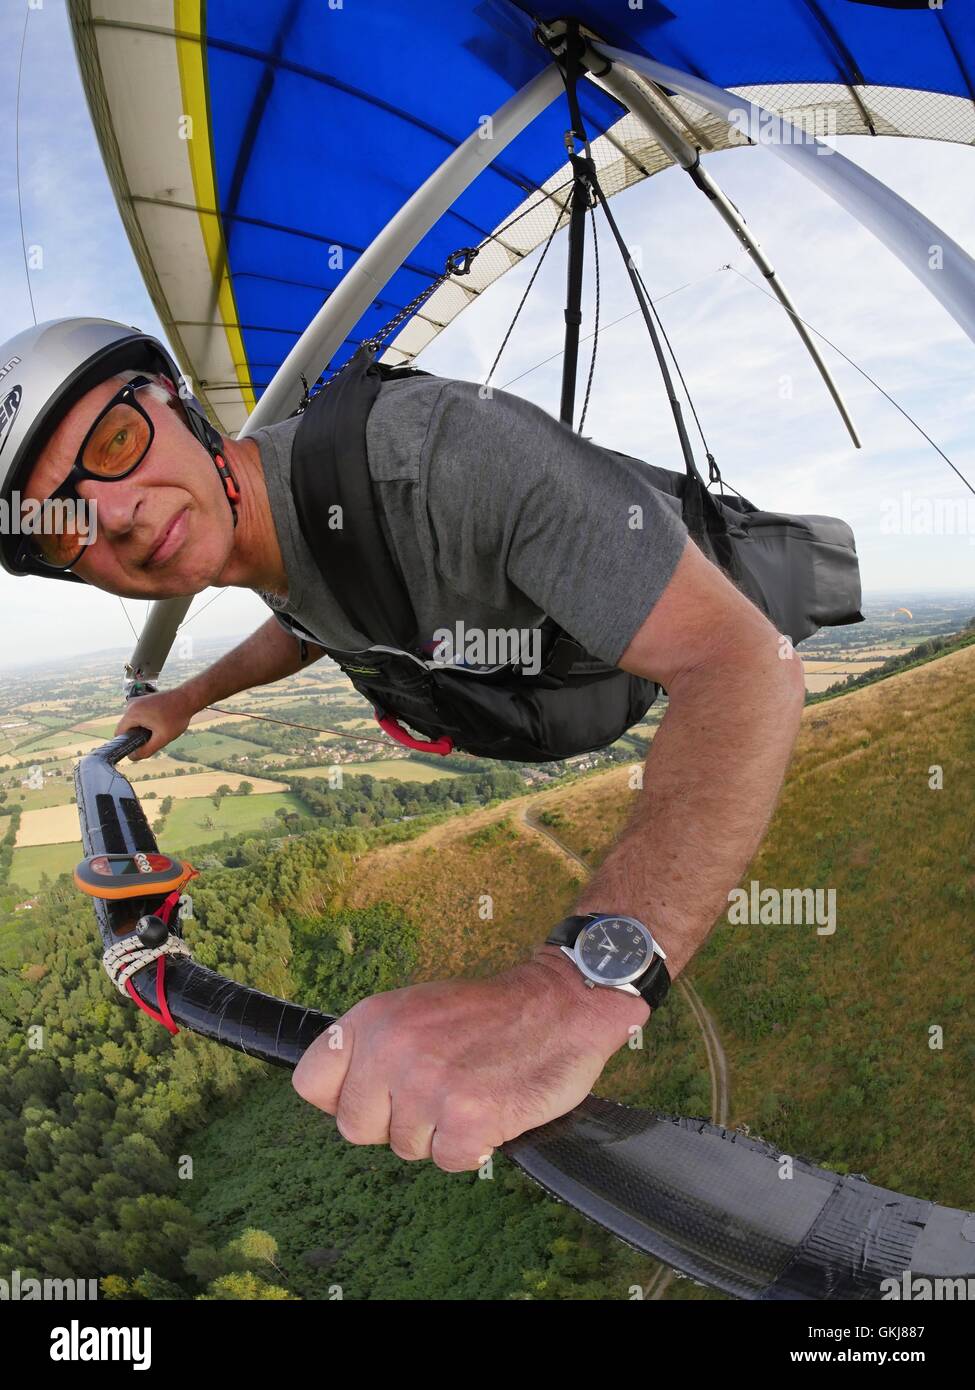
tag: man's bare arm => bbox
[292,536,806,1173]
[535,535,807,993]
[115,616,325,758]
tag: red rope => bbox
[125,961,178,1035]
[124,868,198,1037]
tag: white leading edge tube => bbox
[597,45,975,347]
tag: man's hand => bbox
[292,949,648,1172]
[114,688,197,759]
[114,617,324,761]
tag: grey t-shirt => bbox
[249,376,689,667]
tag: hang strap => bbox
[557,20,595,429]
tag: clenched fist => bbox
[114,687,198,759]
[291,948,650,1172]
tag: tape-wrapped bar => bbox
[504,1102,975,1299]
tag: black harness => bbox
[273,347,660,762]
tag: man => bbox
[0,317,805,1173]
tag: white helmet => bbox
[0,317,228,582]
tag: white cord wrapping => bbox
[102,933,194,996]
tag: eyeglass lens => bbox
[31,399,152,566]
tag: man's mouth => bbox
[144,507,189,568]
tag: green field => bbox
[161,791,307,849]
[2,749,81,777]
[72,718,119,740]
[1,778,77,810]
[168,730,268,763]
[14,728,99,754]
[10,840,83,894]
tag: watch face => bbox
[577,916,653,985]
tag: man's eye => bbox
[111,429,128,448]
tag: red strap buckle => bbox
[375,712,453,756]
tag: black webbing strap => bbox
[558,21,595,429]
[290,345,419,650]
[561,154,593,428]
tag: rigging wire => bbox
[117,598,140,644]
[724,265,975,499]
[15,2,37,326]
[495,246,972,501]
[498,266,726,391]
[484,198,567,387]
[630,257,718,473]
[203,703,395,748]
[177,589,228,632]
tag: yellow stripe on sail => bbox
[173,0,256,414]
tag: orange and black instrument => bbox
[74,850,189,901]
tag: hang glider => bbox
[66,0,975,686]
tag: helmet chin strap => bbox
[160,376,240,527]
[185,407,241,527]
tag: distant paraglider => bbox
[892,607,914,621]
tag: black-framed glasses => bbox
[17,375,157,572]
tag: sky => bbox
[1,0,973,675]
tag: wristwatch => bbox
[546,913,670,1008]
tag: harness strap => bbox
[291,347,419,650]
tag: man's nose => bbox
[75,477,140,539]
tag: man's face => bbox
[21,376,235,598]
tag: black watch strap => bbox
[546,913,599,947]
[633,953,670,1009]
[546,914,671,1009]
